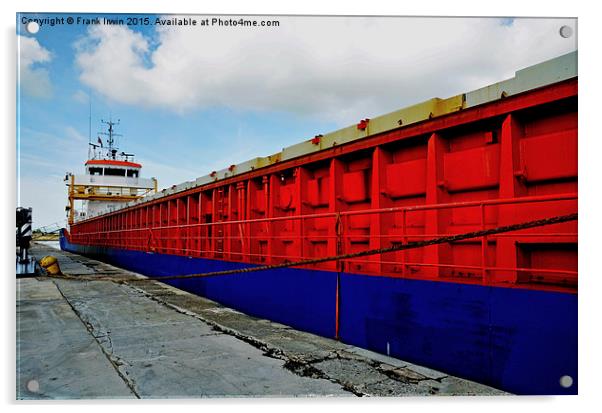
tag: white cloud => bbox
[74,17,576,124]
[18,35,53,98]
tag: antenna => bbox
[88,91,92,142]
[99,119,122,159]
[87,90,92,159]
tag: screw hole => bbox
[27,379,40,392]
[560,375,573,388]
[25,21,40,34]
[559,26,573,39]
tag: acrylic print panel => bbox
[16,13,577,399]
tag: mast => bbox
[87,92,92,159]
[99,118,122,159]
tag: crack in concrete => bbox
[129,279,477,397]
[93,332,115,356]
[125,283,360,392]
[51,280,141,399]
[124,281,406,397]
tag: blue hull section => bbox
[60,232,577,395]
[339,273,577,395]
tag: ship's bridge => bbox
[73,159,155,191]
[85,159,142,178]
[66,158,158,223]
[65,118,159,223]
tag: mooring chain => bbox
[47,213,577,284]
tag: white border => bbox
[3,1,600,412]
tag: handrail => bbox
[71,193,577,236]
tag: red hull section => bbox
[68,79,578,295]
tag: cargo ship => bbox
[61,52,578,395]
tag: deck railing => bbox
[68,193,577,292]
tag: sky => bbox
[16,13,577,229]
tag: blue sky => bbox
[16,13,577,228]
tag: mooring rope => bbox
[46,213,577,284]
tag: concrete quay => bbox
[16,243,508,399]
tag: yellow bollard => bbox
[39,256,61,275]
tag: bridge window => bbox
[89,167,103,175]
[127,169,139,177]
[105,168,126,176]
